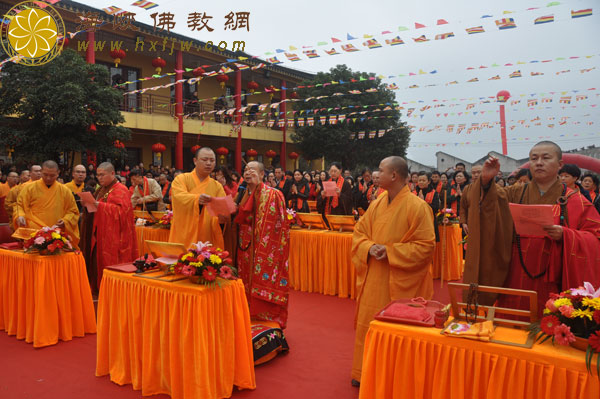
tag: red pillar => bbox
[499,104,508,155]
[280,80,287,171]
[86,31,95,64]
[175,50,183,169]
[235,70,242,173]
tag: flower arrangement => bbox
[286,208,300,226]
[23,226,73,255]
[153,211,172,229]
[529,282,600,374]
[436,208,459,225]
[170,241,238,286]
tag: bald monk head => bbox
[96,162,116,187]
[41,160,59,186]
[193,147,216,179]
[378,156,408,191]
[244,161,265,190]
[471,164,483,182]
[7,171,19,188]
[30,164,42,181]
[529,141,563,185]
[372,171,380,187]
[19,170,30,184]
[72,164,86,185]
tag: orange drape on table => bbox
[0,249,96,348]
[360,320,600,399]
[135,226,171,257]
[289,229,356,298]
[96,270,256,399]
[432,224,464,281]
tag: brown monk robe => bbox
[463,141,600,313]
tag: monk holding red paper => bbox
[169,147,227,249]
[79,162,137,293]
[462,141,600,314]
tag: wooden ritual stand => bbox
[325,215,356,233]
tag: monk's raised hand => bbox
[481,156,500,185]
[198,194,212,205]
[543,225,563,241]
[16,216,26,227]
[56,220,65,229]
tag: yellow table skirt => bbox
[135,225,170,257]
[289,229,356,299]
[0,249,96,347]
[432,224,464,281]
[96,270,256,399]
[360,320,599,399]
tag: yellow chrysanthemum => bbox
[51,232,61,239]
[582,297,600,310]
[543,308,551,315]
[553,298,572,308]
[181,253,192,261]
[571,308,594,320]
[209,254,222,265]
[8,8,58,58]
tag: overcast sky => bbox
[79,0,599,166]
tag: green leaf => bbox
[586,345,592,374]
[540,334,553,345]
[596,350,599,377]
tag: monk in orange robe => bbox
[351,156,436,385]
[80,163,137,293]
[5,167,39,229]
[0,171,17,223]
[169,147,227,249]
[15,161,79,247]
[463,141,600,313]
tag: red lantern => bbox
[152,142,166,153]
[290,91,299,99]
[114,140,125,149]
[496,90,511,103]
[110,49,126,67]
[88,123,97,133]
[246,148,258,160]
[216,146,229,163]
[266,85,276,100]
[288,151,299,160]
[247,81,259,93]
[216,74,229,89]
[265,150,276,159]
[191,144,201,154]
[152,57,167,75]
[192,67,205,77]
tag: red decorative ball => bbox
[216,146,229,156]
[192,67,205,77]
[152,57,167,68]
[247,81,259,91]
[288,151,299,160]
[496,90,511,103]
[265,150,276,159]
[246,148,258,157]
[290,91,299,99]
[110,49,126,60]
[152,142,166,153]
[216,74,229,83]
[191,145,201,154]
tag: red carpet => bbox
[0,279,454,399]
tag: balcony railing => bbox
[119,93,292,131]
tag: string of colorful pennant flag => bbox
[408,132,600,148]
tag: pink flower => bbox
[219,266,233,279]
[553,324,576,346]
[559,305,574,318]
[570,282,600,298]
[181,265,195,276]
[545,299,558,312]
[34,236,46,245]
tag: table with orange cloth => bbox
[432,224,464,281]
[135,225,170,257]
[96,269,256,399]
[0,249,96,348]
[359,320,600,399]
[289,229,356,299]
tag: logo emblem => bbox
[1,1,65,66]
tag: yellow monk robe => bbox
[16,179,80,247]
[5,182,30,228]
[168,172,226,250]
[351,185,436,381]
[64,181,84,194]
[0,183,9,198]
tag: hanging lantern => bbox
[247,81,259,93]
[191,144,201,154]
[216,146,229,164]
[110,49,126,68]
[290,91,299,99]
[288,151,299,160]
[113,140,125,149]
[152,57,167,75]
[152,142,166,164]
[246,148,258,161]
[216,74,229,90]
[88,123,97,133]
[192,67,205,77]
[496,90,511,103]
[265,149,276,163]
[266,85,276,100]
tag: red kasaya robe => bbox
[235,183,290,329]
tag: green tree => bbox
[291,64,409,170]
[0,49,130,166]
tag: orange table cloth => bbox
[135,225,170,257]
[432,224,464,281]
[0,249,96,348]
[289,229,356,299]
[360,320,600,399]
[96,270,256,399]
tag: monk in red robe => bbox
[464,141,600,314]
[80,162,137,293]
[235,161,290,329]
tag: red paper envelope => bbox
[322,181,338,197]
[207,196,237,217]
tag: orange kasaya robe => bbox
[465,178,600,315]
[351,185,436,381]
[64,181,84,194]
[169,171,226,250]
[5,181,31,227]
[0,183,10,223]
[15,179,80,247]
